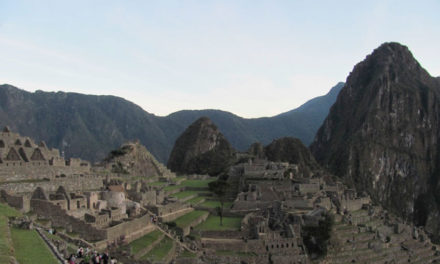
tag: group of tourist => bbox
[67,247,117,264]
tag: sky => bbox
[0,1,439,118]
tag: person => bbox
[110,257,117,264]
[68,254,76,264]
[77,247,84,258]
[91,252,100,264]
[101,251,109,264]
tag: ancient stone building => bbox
[0,126,91,182]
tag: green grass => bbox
[148,181,167,187]
[194,215,242,231]
[141,237,174,261]
[11,228,58,264]
[216,250,257,256]
[186,196,205,205]
[127,230,162,255]
[0,202,22,263]
[163,185,182,191]
[0,203,22,218]
[0,216,12,263]
[173,210,209,228]
[178,249,197,258]
[180,179,215,188]
[199,200,233,209]
[170,191,199,199]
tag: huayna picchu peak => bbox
[167,117,236,176]
[311,42,440,241]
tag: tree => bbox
[303,212,334,259]
[208,180,229,226]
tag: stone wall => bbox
[0,175,104,193]
[149,201,191,217]
[341,197,370,212]
[159,207,194,222]
[0,160,91,181]
[198,230,244,239]
[176,212,209,236]
[296,183,320,194]
[31,199,107,241]
[0,190,30,212]
[231,201,273,212]
[106,214,152,242]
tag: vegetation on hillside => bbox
[0,82,343,163]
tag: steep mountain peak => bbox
[192,116,214,127]
[311,42,440,240]
[167,117,235,176]
[346,42,430,92]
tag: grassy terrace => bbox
[194,215,242,231]
[141,236,174,261]
[0,203,21,218]
[169,190,200,199]
[178,250,197,258]
[173,210,209,228]
[180,179,215,188]
[0,203,21,263]
[216,250,257,256]
[147,181,167,187]
[186,196,205,205]
[11,228,58,264]
[0,216,12,264]
[163,178,216,191]
[163,185,182,191]
[199,200,233,209]
[126,230,162,255]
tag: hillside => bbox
[311,42,440,240]
[0,82,343,163]
[167,117,235,176]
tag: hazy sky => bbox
[0,1,439,118]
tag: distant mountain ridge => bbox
[0,82,343,163]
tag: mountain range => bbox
[0,82,343,163]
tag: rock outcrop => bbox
[311,42,440,240]
[265,137,320,178]
[103,141,174,179]
[167,117,235,176]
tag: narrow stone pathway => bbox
[35,227,66,264]
[142,207,197,254]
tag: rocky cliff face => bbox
[311,42,440,240]
[265,137,320,178]
[167,117,235,176]
[102,141,174,179]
